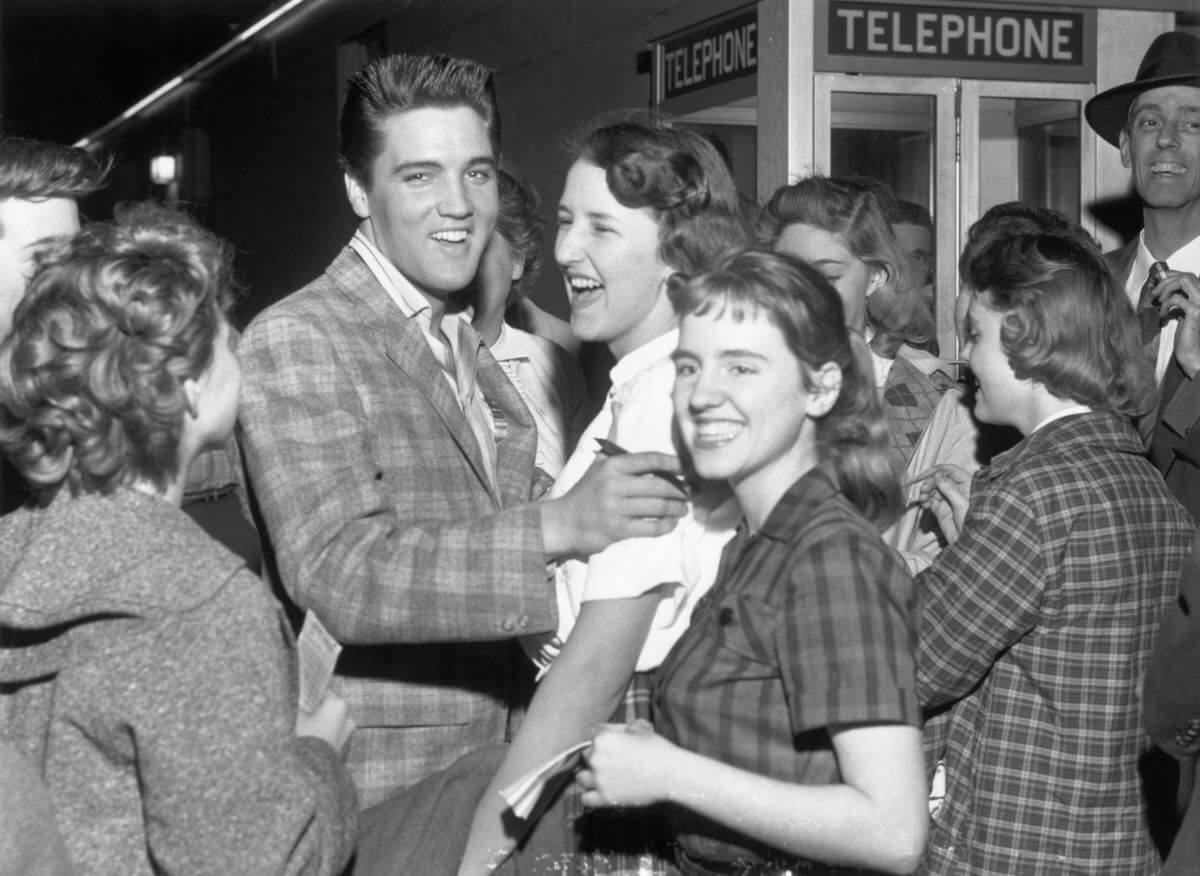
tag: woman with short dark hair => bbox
[459,112,748,874]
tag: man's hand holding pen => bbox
[538,440,689,562]
[1147,263,1200,378]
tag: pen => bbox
[594,438,690,494]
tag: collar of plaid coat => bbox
[978,410,1144,485]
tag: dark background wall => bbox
[57,0,748,328]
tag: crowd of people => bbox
[3,28,1200,876]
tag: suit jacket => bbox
[1145,534,1200,874]
[1107,240,1200,522]
[238,244,556,806]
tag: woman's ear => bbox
[807,362,842,418]
[182,377,201,420]
[865,263,889,298]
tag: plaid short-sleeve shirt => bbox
[652,464,920,871]
[917,412,1193,875]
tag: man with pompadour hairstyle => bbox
[237,52,687,808]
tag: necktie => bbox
[1137,261,1170,347]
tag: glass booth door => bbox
[814,73,1094,356]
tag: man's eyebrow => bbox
[389,160,442,175]
[388,155,494,173]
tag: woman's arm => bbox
[579,720,927,874]
[457,592,663,875]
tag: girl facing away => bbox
[0,204,358,873]
[458,113,748,873]
[914,229,1194,873]
[758,176,953,468]
[578,249,928,875]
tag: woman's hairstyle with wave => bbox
[668,248,902,528]
[566,111,749,278]
[0,202,234,499]
[495,167,545,304]
[965,229,1151,419]
[756,175,934,358]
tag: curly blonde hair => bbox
[0,202,234,497]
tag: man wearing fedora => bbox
[1087,31,1200,522]
[1087,30,1200,874]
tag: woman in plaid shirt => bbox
[577,249,928,874]
[915,230,1193,873]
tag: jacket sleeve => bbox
[915,481,1044,708]
[131,570,358,876]
[1161,372,1200,446]
[1144,533,1200,760]
[237,307,555,645]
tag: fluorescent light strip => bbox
[76,0,313,148]
[235,0,308,43]
[119,76,185,121]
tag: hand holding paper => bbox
[499,740,591,820]
[297,609,342,714]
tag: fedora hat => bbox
[1086,31,1200,147]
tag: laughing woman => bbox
[578,250,927,875]
[459,114,747,874]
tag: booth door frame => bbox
[813,73,1095,358]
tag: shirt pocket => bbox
[710,596,776,666]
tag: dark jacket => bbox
[1107,240,1200,522]
[1145,534,1200,874]
[0,489,357,874]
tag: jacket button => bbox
[517,615,529,629]
[501,616,517,632]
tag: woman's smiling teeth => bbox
[566,276,604,307]
[568,276,602,292]
[431,229,468,243]
[692,419,743,447]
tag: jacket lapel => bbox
[324,247,497,499]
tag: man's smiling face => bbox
[1121,84,1200,212]
[344,104,499,309]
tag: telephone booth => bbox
[652,0,1193,355]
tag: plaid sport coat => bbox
[237,243,556,806]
